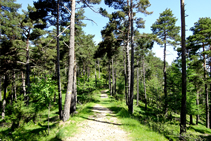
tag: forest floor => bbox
[65,90,131,141]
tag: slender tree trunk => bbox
[196,85,199,125]
[209,56,211,129]
[70,55,77,114]
[95,59,97,87]
[63,0,75,122]
[189,115,193,125]
[108,60,111,96]
[2,74,8,119]
[21,71,27,100]
[13,71,17,101]
[112,58,115,96]
[164,35,168,114]
[129,0,134,114]
[56,0,62,120]
[0,76,2,101]
[137,60,139,106]
[98,59,100,79]
[124,48,128,105]
[114,68,116,96]
[126,0,131,106]
[83,62,85,76]
[26,37,30,105]
[87,66,90,81]
[180,0,187,134]
[203,45,210,128]
[143,56,147,110]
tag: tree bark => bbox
[114,68,116,96]
[124,48,128,105]
[164,34,167,114]
[108,60,111,96]
[180,0,187,134]
[203,44,210,128]
[112,58,115,96]
[196,86,199,125]
[137,60,139,106]
[190,115,193,125]
[0,76,2,101]
[57,0,62,120]
[21,71,27,100]
[2,74,8,119]
[63,0,75,122]
[13,71,17,101]
[129,0,134,114]
[98,59,100,79]
[126,0,131,106]
[70,55,77,114]
[143,56,147,110]
[95,59,97,87]
[26,36,30,105]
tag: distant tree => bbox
[188,17,211,128]
[0,0,21,119]
[151,8,180,114]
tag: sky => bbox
[16,0,211,64]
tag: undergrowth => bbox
[100,90,211,141]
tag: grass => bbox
[100,90,211,141]
[99,91,168,141]
[1,89,211,141]
[0,89,102,141]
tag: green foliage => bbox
[30,76,57,109]
[151,8,180,46]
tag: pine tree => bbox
[188,17,211,128]
[151,8,180,114]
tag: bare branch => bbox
[63,41,70,48]
[84,17,98,26]
[81,0,99,13]
[17,61,26,65]
[63,3,71,14]
[42,25,71,48]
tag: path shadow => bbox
[80,116,125,126]
[91,106,112,113]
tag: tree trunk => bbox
[203,45,210,128]
[190,115,193,125]
[126,0,131,106]
[108,60,111,96]
[129,0,134,114]
[164,34,167,114]
[2,74,8,119]
[137,60,139,106]
[112,58,115,96]
[180,0,187,134]
[124,48,128,105]
[70,56,77,114]
[26,37,30,105]
[63,0,75,122]
[57,0,62,120]
[95,59,97,87]
[143,56,147,110]
[0,76,2,101]
[114,68,116,96]
[13,71,17,101]
[196,85,199,125]
[98,59,100,79]
[21,71,27,100]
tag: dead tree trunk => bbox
[63,0,75,122]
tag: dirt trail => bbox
[66,90,131,141]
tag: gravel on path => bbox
[65,91,131,141]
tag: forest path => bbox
[66,90,131,141]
